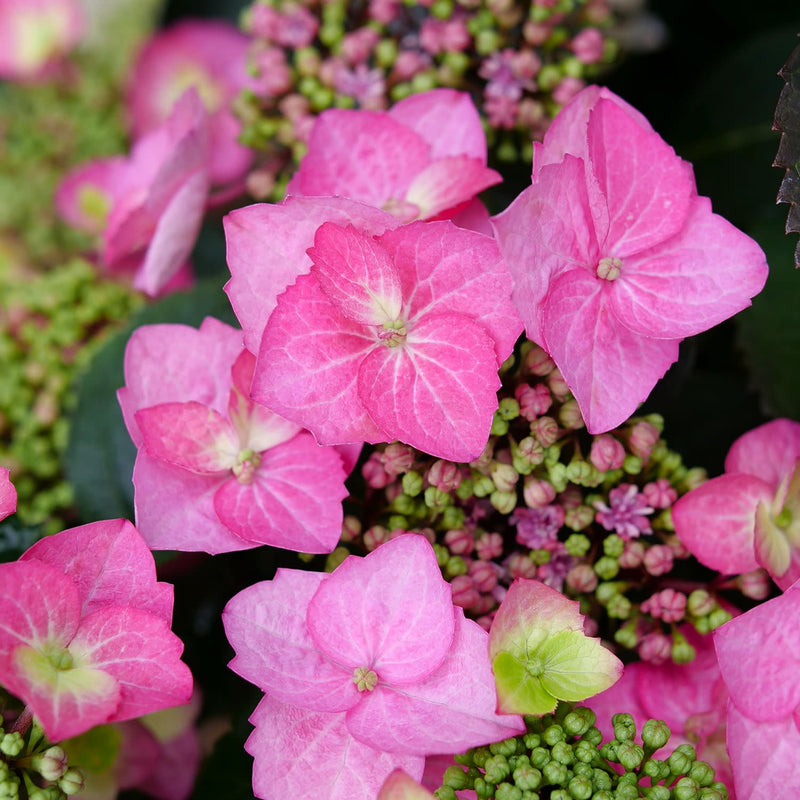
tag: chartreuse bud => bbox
[489,579,623,715]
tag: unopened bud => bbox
[32,746,67,782]
[59,767,85,795]
[642,719,670,751]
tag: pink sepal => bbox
[246,696,424,800]
[725,418,800,489]
[223,196,398,353]
[346,611,525,755]
[671,473,768,575]
[0,467,16,521]
[223,570,359,713]
[726,702,800,800]
[306,535,455,686]
[21,518,174,623]
[714,583,800,722]
[55,157,127,235]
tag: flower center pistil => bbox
[232,448,261,484]
[352,666,378,692]
[596,256,622,281]
[378,319,407,348]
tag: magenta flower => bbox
[126,19,254,191]
[672,418,800,590]
[0,0,83,82]
[594,484,654,540]
[714,580,800,799]
[0,519,192,742]
[287,89,501,223]
[56,91,209,296]
[0,467,16,521]
[118,317,348,555]
[492,85,768,433]
[252,217,522,461]
[223,535,524,798]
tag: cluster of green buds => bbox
[435,706,729,799]
[237,0,622,201]
[338,339,743,664]
[0,712,83,800]
[0,258,141,530]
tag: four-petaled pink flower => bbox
[288,88,501,224]
[56,91,209,296]
[117,317,349,555]
[714,579,800,799]
[0,519,192,742]
[222,534,524,800]
[492,85,768,433]
[252,218,522,461]
[673,418,800,590]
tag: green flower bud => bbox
[491,738,520,758]
[441,506,466,530]
[484,754,511,783]
[671,631,696,665]
[707,784,729,799]
[425,486,452,510]
[498,397,520,421]
[573,739,599,765]
[537,64,562,91]
[473,776,493,799]
[59,768,84,796]
[491,489,517,514]
[707,608,732,630]
[491,414,510,436]
[593,768,613,791]
[564,505,594,531]
[567,775,593,800]
[32,746,67,782]
[434,786,459,800]
[606,594,632,620]
[443,765,469,789]
[668,744,696,775]
[623,455,643,475]
[603,534,625,557]
[0,733,24,758]
[543,724,566,746]
[645,787,671,800]
[686,590,715,618]
[523,733,541,750]
[392,493,417,516]
[551,741,574,766]
[673,777,700,800]
[529,747,550,769]
[615,740,644,771]
[542,760,568,785]
[473,475,495,498]
[495,783,522,800]
[445,555,468,578]
[563,708,595,737]
[614,620,639,649]
[593,556,619,580]
[513,763,542,791]
[564,534,591,557]
[615,783,641,800]
[472,747,491,768]
[612,714,636,742]
[689,761,715,787]
[642,720,671,752]
[402,470,424,496]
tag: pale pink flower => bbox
[223,535,524,799]
[126,19,253,190]
[0,520,192,741]
[570,27,605,63]
[0,467,17,521]
[492,85,768,433]
[673,418,800,590]
[117,317,348,555]
[641,588,686,622]
[714,580,800,798]
[287,89,501,222]
[57,91,209,296]
[642,477,678,508]
[0,0,83,81]
[589,433,626,471]
[251,217,522,461]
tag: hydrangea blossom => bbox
[0,467,16,521]
[0,0,83,82]
[489,578,622,715]
[492,85,768,433]
[0,519,192,741]
[126,18,254,191]
[287,89,501,224]
[714,579,800,798]
[672,418,800,590]
[223,534,524,798]
[252,217,522,461]
[56,91,209,296]
[118,317,348,554]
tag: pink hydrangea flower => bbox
[56,91,209,296]
[594,484,653,539]
[0,467,17,521]
[126,19,254,190]
[672,418,800,590]
[252,218,522,461]
[223,535,524,799]
[0,519,192,742]
[287,89,501,223]
[0,0,83,82]
[492,85,768,433]
[714,579,800,798]
[118,317,349,555]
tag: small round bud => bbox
[542,760,568,785]
[668,744,696,775]
[443,765,469,789]
[593,556,619,581]
[32,746,68,781]
[0,732,24,758]
[59,768,85,796]
[483,754,511,783]
[402,470,424,496]
[543,724,566,746]
[641,719,671,751]
[673,777,700,800]
[646,787,671,800]
[512,762,541,791]
[615,740,644,771]
[494,783,522,800]
[689,761,715,787]
[602,534,625,557]
[612,714,636,742]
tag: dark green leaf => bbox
[774,36,800,266]
[64,279,238,524]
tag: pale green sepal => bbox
[492,651,558,715]
[538,630,623,702]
